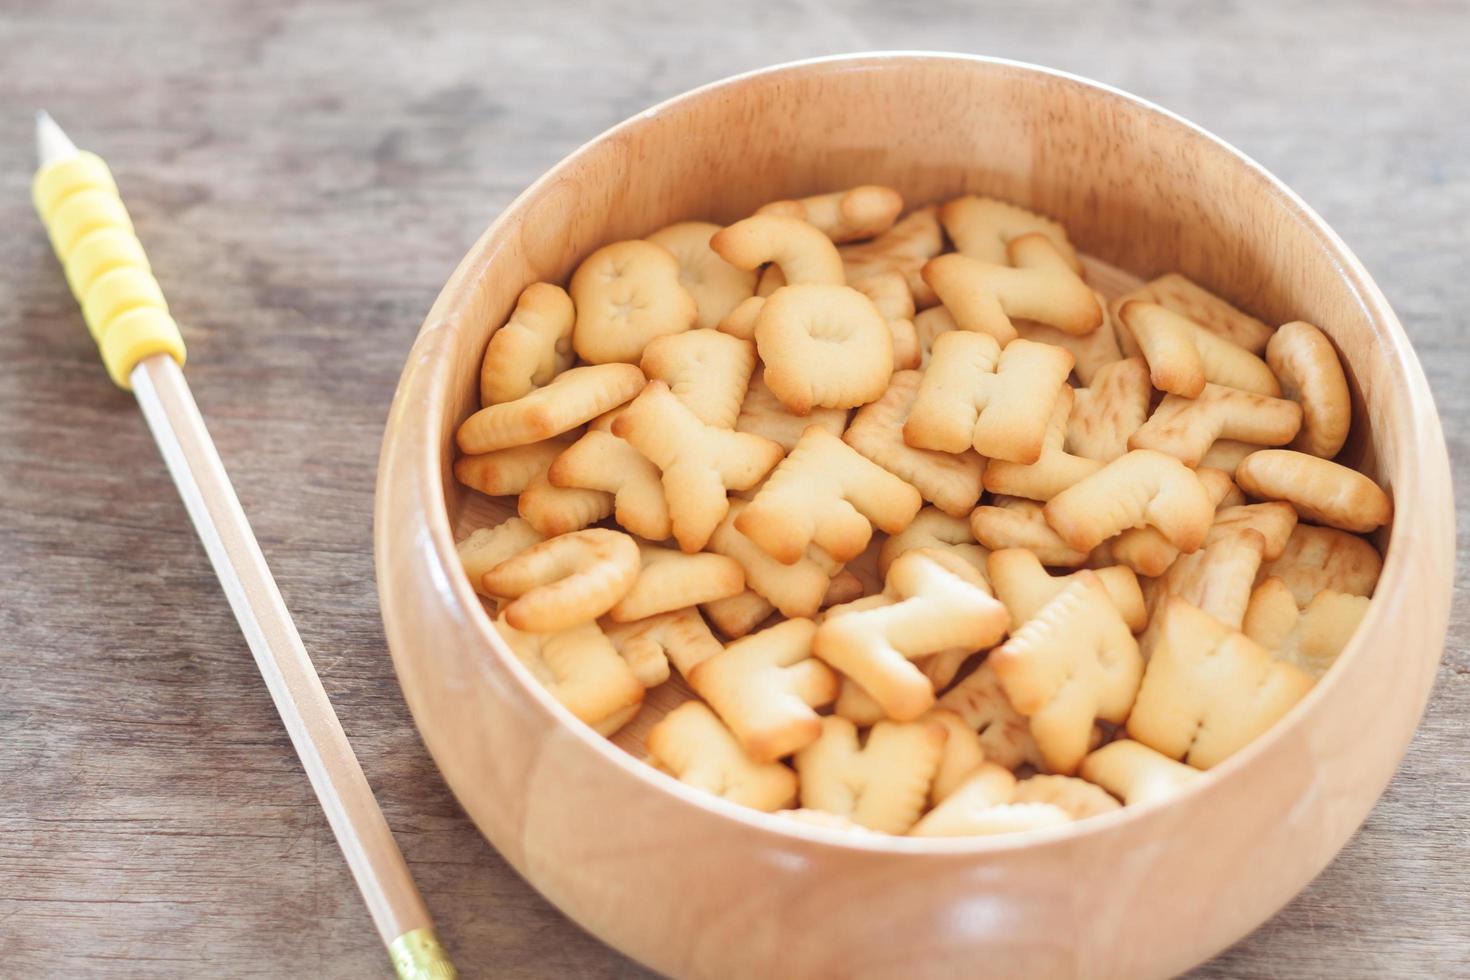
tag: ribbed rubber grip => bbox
[33,151,186,388]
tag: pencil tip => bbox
[35,110,79,168]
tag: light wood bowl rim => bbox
[376,52,1452,856]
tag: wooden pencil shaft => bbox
[130,352,430,946]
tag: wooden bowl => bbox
[375,54,1453,978]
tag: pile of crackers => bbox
[452,187,1391,837]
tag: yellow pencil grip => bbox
[33,151,186,390]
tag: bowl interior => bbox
[402,54,1439,848]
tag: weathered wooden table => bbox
[3,1,1466,976]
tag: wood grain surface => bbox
[1,1,1465,977]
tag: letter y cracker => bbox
[738,426,922,564]
[614,381,784,552]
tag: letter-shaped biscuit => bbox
[1208,501,1299,560]
[757,185,905,243]
[1067,357,1152,462]
[1266,321,1352,458]
[701,570,855,641]
[639,328,755,428]
[570,239,697,364]
[754,284,894,413]
[646,702,798,811]
[495,616,644,736]
[1144,529,1267,631]
[970,496,1089,568]
[794,716,948,833]
[1079,739,1203,807]
[813,550,1009,721]
[457,363,646,454]
[456,518,545,600]
[844,370,986,517]
[716,294,766,340]
[939,195,1081,271]
[482,528,641,632]
[926,708,989,804]
[645,221,758,331]
[608,544,744,622]
[990,573,1144,775]
[921,234,1102,344]
[1014,774,1122,820]
[689,618,839,761]
[1128,384,1303,467]
[1118,301,1281,397]
[706,499,841,619]
[851,269,916,321]
[738,426,922,564]
[733,367,848,453]
[905,332,1074,463]
[983,386,1103,500]
[546,431,670,540]
[1198,438,1259,472]
[602,607,723,681]
[479,282,575,406]
[910,764,1072,837]
[988,549,1147,632]
[878,506,989,579]
[852,271,922,369]
[1242,579,1371,678]
[1104,468,1242,577]
[1129,599,1315,768]
[1235,449,1392,533]
[709,214,844,286]
[936,660,1045,771]
[517,467,614,536]
[1257,524,1382,606]
[455,437,571,498]
[912,304,956,367]
[1015,292,1125,386]
[1044,450,1216,554]
[840,206,945,308]
[825,596,976,727]
[1112,273,1274,355]
[613,381,784,552]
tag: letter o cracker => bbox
[754,284,894,414]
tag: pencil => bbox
[31,111,457,980]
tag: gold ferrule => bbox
[388,927,458,980]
